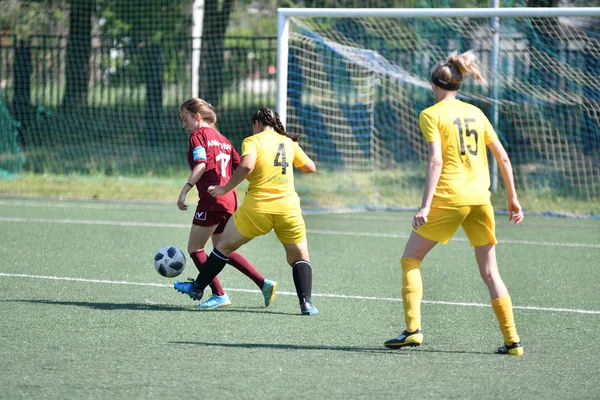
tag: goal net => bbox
[0,91,25,178]
[278,8,600,216]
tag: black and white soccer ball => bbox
[154,246,186,278]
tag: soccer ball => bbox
[154,246,186,278]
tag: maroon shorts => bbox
[192,208,232,234]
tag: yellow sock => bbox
[491,295,520,344]
[401,257,423,332]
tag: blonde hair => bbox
[431,50,485,89]
[179,98,217,127]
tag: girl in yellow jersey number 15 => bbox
[384,51,525,356]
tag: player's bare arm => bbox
[297,158,316,173]
[178,162,206,210]
[208,154,256,197]
[487,140,524,224]
[413,141,442,229]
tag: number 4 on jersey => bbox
[273,143,289,174]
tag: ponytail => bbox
[252,108,299,142]
[430,50,486,90]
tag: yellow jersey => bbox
[240,129,310,214]
[419,99,498,206]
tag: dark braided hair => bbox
[252,108,300,142]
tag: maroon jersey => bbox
[187,127,240,213]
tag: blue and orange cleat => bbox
[300,301,319,316]
[198,293,231,309]
[261,279,278,307]
[174,278,204,301]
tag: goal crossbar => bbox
[278,7,600,19]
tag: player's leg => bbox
[190,206,268,296]
[401,231,438,328]
[174,217,243,302]
[474,244,507,299]
[282,240,317,316]
[187,224,226,294]
[275,212,317,315]
[212,214,278,307]
[464,205,523,356]
[385,206,465,349]
[192,217,250,289]
[474,244,523,355]
[189,223,231,309]
[384,231,437,348]
[175,212,228,305]
[218,233,266,288]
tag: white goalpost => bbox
[276,7,600,215]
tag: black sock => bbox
[194,249,229,289]
[292,260,312,304]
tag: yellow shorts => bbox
[233,205,306,245]
[415,204,497,246]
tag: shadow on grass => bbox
[1,299,194,312]
[4,300,496,355]
[171,341,401,355]
[202,306,303,316]
[170,341,493,356]
[0,299,297,315]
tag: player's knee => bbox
[480,270,501,286]
[215,244,235,257]
[401,257,422,271]
[288,250,310,265]
[216,234,243,256]
[283,244,308,266]
[287,255,299,266]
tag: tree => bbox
[525,0,558,89]
[198,0,233,108]
[62,0,93,109]
[0,0,69,38]
[97,0,190,138]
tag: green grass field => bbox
[1,196,599,399]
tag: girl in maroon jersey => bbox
[176,98,277,309]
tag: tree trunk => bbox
[13,40,31,131]
[62,0,93,109]
[198,0,233,108]
[526,0,558,89]
[145,44,164,145]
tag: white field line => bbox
[1,272,598,315]
[1,216,599,249]
[0,199,170,211]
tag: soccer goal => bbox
[277,7,600,216]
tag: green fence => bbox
[1,9,599,216]
[0,34,277,176]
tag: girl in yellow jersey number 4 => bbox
[174,108,319,315]
[384,51,525,355]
